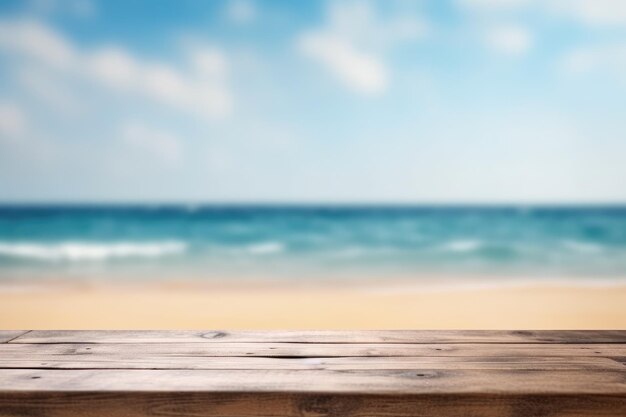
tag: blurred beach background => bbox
[1,0,626,329]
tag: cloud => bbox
[85,46,233,119]
[0,101,27,138]
[86,44,232,119]
[561,44,626,83]
[0,19,76,69]
[485,25,532,56]
[460,0,626,27]
[225,0,256,25]
[297,1,428,95]
[85,47,137,88]
[458,0,532,12]
[188,46,229,79]
[0,19,233,120]
[548,0,626,26]
[457,0,626,70]
[17,67,83,115]
[298,33,387,95]
[121,122,182,165]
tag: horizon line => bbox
[1,201,626,208]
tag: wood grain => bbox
[12,330,626,344]
[1,392,625,417]
[1,368,625,394]
[0,331,27,344]
[2,342,625,357]
[1,355,623,371]
[1,330,625,416]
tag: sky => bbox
[0,0,625,204]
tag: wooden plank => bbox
[1,368,625,394]
[1,331,625,416]
[0,355,623,371]
[2,342,625,357]
[0,392,625,417]
[0,331,27,344]
[13,330,626,344]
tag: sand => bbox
[1,278,625,329]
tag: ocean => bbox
[1,205,625,281]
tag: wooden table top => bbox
[1,330,625,416]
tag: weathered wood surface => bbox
[1,355,623,371]
[14,329,626,344]
[2,368,626,394]
[0,331,27,344]
[2,342,626,357]
[2,393,625,417]
[0,331,625,417]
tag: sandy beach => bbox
[1,278,625,329]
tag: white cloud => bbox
[485,25,532,56]
[561,48,597,74]
[299,33,387,95]
[458,0,533,12]
[458,0,626,63]
[460,0,626,27]
[142,65,189,104]
[0,19,75,69]
[226,0,256,25]
[561,44,626,83]
[86,45,232,119]
[188,46,229,79]
[324,1,427,47]
[297,1,428,95]
[0,19,233,120]
[121,122,182,165]
[17,67,82,114]
[548,0,626,26]
[85,47,138,88]
[0,102,27,137]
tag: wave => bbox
[561,240,604,253]
[0,241,187,261]
[331,245,400,259]
[332,246,367,259]
[245,241,285,255]
[438,239,483,253]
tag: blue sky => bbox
[0,0,625,203]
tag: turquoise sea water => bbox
[1,206,625,281]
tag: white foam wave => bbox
[438,239,483,253]
[333,246,366,259]
[246,241,285,255]
[561,240,603,253]
[0,241,186,261]
[331,246,397,258]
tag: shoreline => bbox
[1,276,626,329]
[3,273,626,291]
